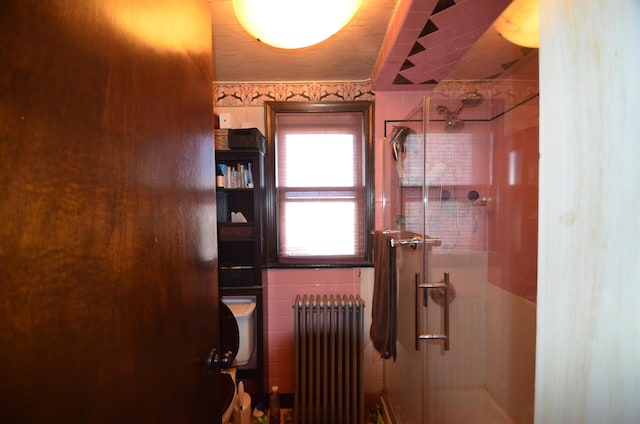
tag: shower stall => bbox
[379,80,539,423]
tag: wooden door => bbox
[0,0,221,421]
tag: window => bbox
[264,102,374,266]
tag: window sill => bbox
[267,260,373,269]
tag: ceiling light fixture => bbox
[232,0,363,49]
[494,0,539,48]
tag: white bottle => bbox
[269,385,280,424]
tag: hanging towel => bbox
[369,231,397,360]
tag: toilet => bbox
[222,297,256,367]
[219,296,256,424]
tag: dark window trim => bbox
[264,101,375,267]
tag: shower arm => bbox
[438,90,484,129]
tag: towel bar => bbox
[390,235,441,248]
[371,229,400,235]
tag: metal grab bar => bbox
[391,235,442,248]
[415,272,451,351]
[371,229,400,235]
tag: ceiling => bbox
[207,0,536,92]
[207,0,397,83]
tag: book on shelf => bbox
[218,163,254,189]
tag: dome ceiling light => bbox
[232,0,363,49]
[494,0,539,48]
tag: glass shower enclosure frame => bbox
[380,89,534,423]
[379,96,432,423]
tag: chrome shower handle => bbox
[415,272,451,351]
[391,235,441,248]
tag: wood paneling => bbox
[0,1,219,421]
[536,0,640,422]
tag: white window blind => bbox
[275,112,365,260]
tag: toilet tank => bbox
[221,297,256,366]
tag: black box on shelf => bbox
[216,191,227,222]
[228,128,266,153]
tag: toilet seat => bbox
[222,297,256,366]
[219,301,239,364]
[219,301,239,423]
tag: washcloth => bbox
[369,231,397,360]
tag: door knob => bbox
[199,348,234,373]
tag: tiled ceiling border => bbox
[374,0,513,91]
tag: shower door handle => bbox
[415,272,450,351]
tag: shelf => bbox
[219,268,256,286]
[215,148,266,397]
[218,223,254,239]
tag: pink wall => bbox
[374,91,431,228]
[263,91,431,393]
[261,89,540,393]
[265,268,365,393]
[487,100,539,302]
[423,120,492,251]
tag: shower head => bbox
[388,125,410,161]
[437,89,484,130]
[461,90,483,106]
[454,90,483,114]
[445,118,464,131]
[436,105,464,131]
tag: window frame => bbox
[264,101,375,267]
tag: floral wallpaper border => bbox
[213,80,375,107]
[212,79,538,112]
[432,80,539,105]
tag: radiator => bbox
[292,294,365,424]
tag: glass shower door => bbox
[420,88,526,423]
[382,91,529,423]
[381,97,432,423]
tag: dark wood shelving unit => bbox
[215,148,266,400]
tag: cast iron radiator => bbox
[292,294,365,424]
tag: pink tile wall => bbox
[265,268,363,393]
[263,91,432,393]
[374,91,431,230]
[262,89,540,394]
[487,100,539,302]
[423,121,492,251]
[375,90,491,250]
